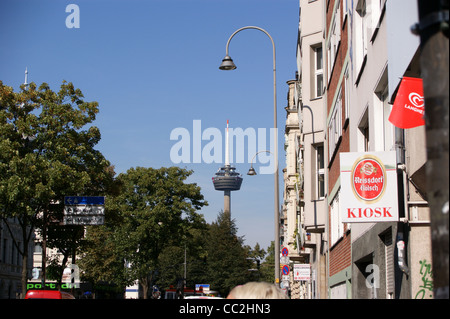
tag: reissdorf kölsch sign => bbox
[340,151,398,223]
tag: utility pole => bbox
[415,0,449,299]
[41,210,47,287]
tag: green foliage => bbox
[0,80,113,296]
[204,210,251,296]
[0,80,275,298]
[157,226,209,290]
[0,80,112,217]
[260,241,275,283]
[79,225,131,288]
[79,166,208,298]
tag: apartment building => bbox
[281,79,303,298]
[281,0,328,299]
[0,218,34,299]
[284,0,434,299]
[324,0,352,298]
[297,0,329,299]
[348,0,399,299]
[349,0,432,299]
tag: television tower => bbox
[212,120,243,214]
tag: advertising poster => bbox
[340,151,399,223]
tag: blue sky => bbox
[1,0,300,250]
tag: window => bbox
[362,126,369,151]
[328,88,343,159]
[355,0,368,78]
[12,243,15,266]
[34,242,43,254]
[327,1,341,81]
[344,65,350,122]
[2,239,8,263]
[330,191,343,246]
[358,109,370,152]
[330,282,347,299]
[315,144,325,199]
[381,230,394,299]
[381,88,394,151]
[355,255,376,298]
[343,0,349,19]
[16,242,22,266]
[313,45,323,98]
[367,0,386,40]
[374,76,394,151]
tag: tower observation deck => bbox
[212,121,242,214]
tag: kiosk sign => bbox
[340,152,398,223]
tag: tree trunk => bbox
[141,276,149,299]
[21,245,28,298]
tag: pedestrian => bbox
[227,282,287,299]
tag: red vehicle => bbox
[25,290,75,299]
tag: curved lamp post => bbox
[219,26,280,287]
[247,150,273,176]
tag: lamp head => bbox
[219,55,237,70]
[247,167,257,176]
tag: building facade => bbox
[281,0,328,299]
[283,0,434,299]
[281,78,303,298]
[324,0,353,299]
[0,218,34,299]
[347,0,432,299]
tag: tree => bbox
[157,226,209,293]
[80,166,207,298]
[205,210,251,296]
[45,225,83,281]
[260,241,275,283]
[79,222,131,292]
[246,243,267,282]
[0,80,113,297]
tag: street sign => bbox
[281,247,289,256]
[63,215,105,225]
[280,280,290,289]
[64,196,105,205]
[280,256,289,265]
[64,205,105,215]
[63,196,105,225]
[282,265,290,276]
[195,284,210,293]
[294,264,310,281]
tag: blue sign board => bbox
[64,196,105,206]
[195,284,210,292]
[282,265,290,276]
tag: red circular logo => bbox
[351,156,386,203]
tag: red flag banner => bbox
[388,77,425,129]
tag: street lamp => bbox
[247,150,273,176]
[219,55,237,70]
[247,166,257,176]
[219,26,280,287]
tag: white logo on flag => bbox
[408,92,424,108]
